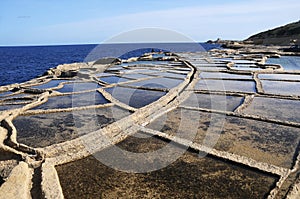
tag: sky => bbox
[0,0,299,46]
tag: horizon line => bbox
[0,41,224,47]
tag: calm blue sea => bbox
[0,43,219,86]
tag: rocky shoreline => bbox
[209,39,300,56]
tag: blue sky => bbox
[0,0,299,46]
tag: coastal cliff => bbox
[245,20,300,46]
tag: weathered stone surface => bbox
[286,177,300,199]
[41,161,64,199]
[0,162,32,199]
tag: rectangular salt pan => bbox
[147,108,300,168]
[243,97,300,123]
[200,72,252,79]
[258,74,300,81]
[33,91,109,110]
[13,106,130,148]
[121,73,152,80]
[57,82,100,93]
[181,93,243,111]
[105,86,166,108]
[196,80,256,93]
[266,56,300,70]
[99,76,132,84]
[261,80,300,96]
[56,137,277,198]
[124,77,183,89]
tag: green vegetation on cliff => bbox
[246,20,300,46]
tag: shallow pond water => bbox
[124,77,182,89]
[261,80,300,96]
[147,108,300,168]
[0,94,34,103]
[215,58,256,64]
[191,62,227,67]
[181,93,243,112]
[0,91,13,98]
[0,104,24,111]
[266,56,300,70]
[106,86,166,108]
[243,97,300,123]
[258,74,300,81]
[196,79,256,93]
[1,92,36,98]
[195,66,227,71]
[153,72,186,79]
[13,106,130,148]
[105,67,125,73]
[56,82,100,93]
[120,61,169,67]
[122,69,160,74]
[31,80,69,89]
[56,134,277,199]
[33,91,109,110]
[200,72,252,80]
[121,73,152,80]
[95,72,116,77]
[99,76,132,84]
[152,53,167,59]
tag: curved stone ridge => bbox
[0,51,299,198]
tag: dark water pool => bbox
[106,86,166,108]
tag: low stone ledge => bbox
[0,162,32,199]
[41,160,64,199]
[286,176,300,199]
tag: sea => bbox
[0,43,220,86]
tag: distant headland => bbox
[207,20,300,55]
[245,20,300,46]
